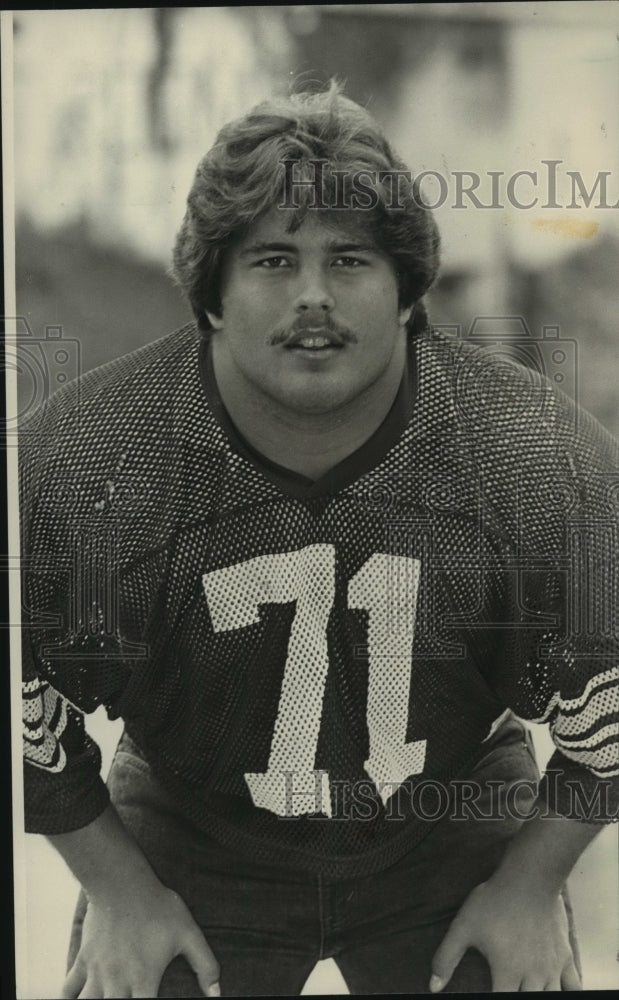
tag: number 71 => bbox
[203,544,426,817]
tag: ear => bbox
[206,310,224,331]
[398,305,413,327]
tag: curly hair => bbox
[172,81,441,332]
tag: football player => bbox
[21,84,618,996]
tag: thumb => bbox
[561,956,583,991]
[181,926,221,997]
[430,918,470,993]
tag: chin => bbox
[293,383,373,417]
[270,375,366,417]
[286,396,342,416]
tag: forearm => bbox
[48,803,221,997]
[430,800,595,990]
[490,798,601,899]
[48,802,163,904]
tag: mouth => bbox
[284,328,345,352]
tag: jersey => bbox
[20,323,619,878]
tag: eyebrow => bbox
[239,242,297,257]
[239,240,380,257]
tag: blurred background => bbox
[9,3,618,996]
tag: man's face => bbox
[207,208,412,417]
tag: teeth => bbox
[296,336,331,349]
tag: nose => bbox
[293,265,335,314]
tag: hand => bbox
[430,877,582,992]
[62,883,220,999]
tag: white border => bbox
[2,9,28,997]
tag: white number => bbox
[348,554,426,805]
[203,545,335,817]
[202,546,424,816]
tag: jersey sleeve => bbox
[499,404,619,823]
[21,625,110,834]
[19,404,116,834]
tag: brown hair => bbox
[172,81,440,332]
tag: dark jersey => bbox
[21,324,619,877]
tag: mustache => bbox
[269,316,357,346]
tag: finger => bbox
[130,975,165,1000]
[521,976,550,992]
[78,979,103,1000]
[62,961,87,999]
[103,982,132,999]
[180,927,221,997]
[430,919,470,992]
[561,957,583,991]
[490,972,522,993]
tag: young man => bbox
[21,86,618,996]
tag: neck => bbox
[211,341,407,480]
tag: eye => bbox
[332,256,367,268]
[255,256,291,269]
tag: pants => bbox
[68,720,580,995]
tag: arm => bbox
[50,804,221,999]
[19,397,220,995]
[430,803,596,992]
[432,399,619,991]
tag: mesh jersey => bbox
[21,323,619,878]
